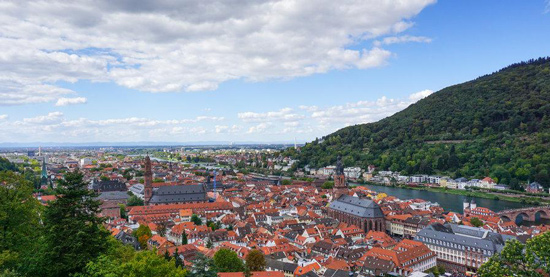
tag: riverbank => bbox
[361,182,550,206]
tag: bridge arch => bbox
[515,212,530,224]
[534,210,549,222]
[500,215,512,222]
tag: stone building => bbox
[327,195,386,232]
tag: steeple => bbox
[332,155,348,199]
[144,155,153,205]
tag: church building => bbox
[143,156,207,205]
[328,156,386,232]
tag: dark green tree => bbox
[0,172,42,274]
[470,217,484,227]
[213,249,245,272]
[191,253,217,277]
[127,195,144,206]
[182,231,188,245]
[42,171,110,277]
[156,221,168,237]
[191,214,202,225]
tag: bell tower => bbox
[332,156,348,199]
[144,155,153,205]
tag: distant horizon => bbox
[0,140,305,148]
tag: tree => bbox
[281,179,292,185]
[173,248,182,268]
[478,232,550,276]
[182,231,188,245]
[190,253,217,277]
[0,171,42,274]
[321,181,334,189]
[133,225,153,249]
[157,221,168,237]
[206,237,213,249]
[127,195,144,206]
[119,204,127,219]
[245,250,266,272]
[42,171,110,277]
[470,217,484,227]
[213,249,245,273]
[191,214,203,225]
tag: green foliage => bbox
[127,195,144,206]
[213,249,245,273]
[190,253,217,277]
[321,181,334,189]
[470,217,484,227]
[191,214,202,226]
[425,265,445,277]
[133,225,152,249]
[287,58,550,188]
[0,158,18,173]
[77,241,187,277]
[281,179,292,185]
[156,221,168,238]
[245,250,266,272]
[478,232,550,276]
[0,171,42,274]
[182,231,188,245]
[41,171,110,277]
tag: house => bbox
[526,182,544,193]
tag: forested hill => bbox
[286,57,550,188]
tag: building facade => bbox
[415,223,514,273]
[327,195,386,233]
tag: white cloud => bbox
[238,108,304,123]
[0,114,7,120]
[0,112,229,142]
[247,123,272,134]
[0,0,435,105]
[545,0,550,13]
[55,97,88,106]
[23,112,64,124]
[309,89,433,129]
[373,35,432,46]
[408,89,433,101]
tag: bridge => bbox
[497,206,550,223]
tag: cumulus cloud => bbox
[0,0,435,105]
[247,123,272,134]
[23,112,64,124]
[408,89,434,101]
[0,113,228,142]
[238,108,304,123]
[55,97,88,106]
[0,114,7,120]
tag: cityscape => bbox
[1,1,550,277]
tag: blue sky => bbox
[0,0,549,144]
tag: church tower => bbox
[144,156,153,205]
[332,156,348,199]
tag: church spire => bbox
[144,155,153,205]
[332,155,348,199]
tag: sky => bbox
[0,0,549,144]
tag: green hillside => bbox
[286,57,550,189]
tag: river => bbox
[361,184,530,213]
[361,184,550,225]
